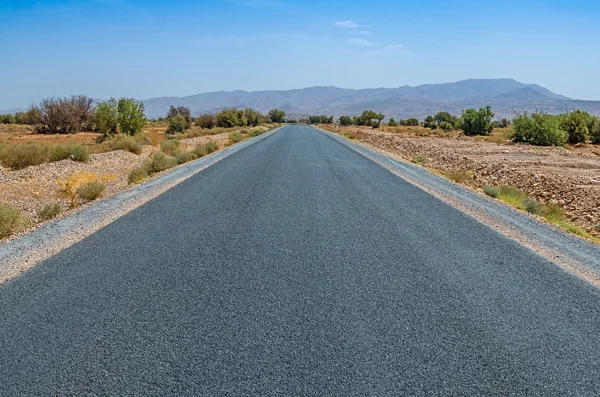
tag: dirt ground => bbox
[324,124,600,237]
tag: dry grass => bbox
[0,203,23,239]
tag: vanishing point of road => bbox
[1,125,599,395]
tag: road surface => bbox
[1,125,599,395]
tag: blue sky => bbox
[1,0,599,109]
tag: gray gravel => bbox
[0,125,599,395]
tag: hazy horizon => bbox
[2,0,600,109]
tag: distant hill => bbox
[141,79,599,120]
[3,79,599,120]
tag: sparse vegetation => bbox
[228,131,244,144]
[128,166,149,184]
[160,139,181,156]
[103,134,144,154]
[0,203,23,239]
[38,202,63,221]
[77,181,105,201]
[483,186,500,198]
[445,169,472,184]
[146,152,176,173]
[0,141,89,169]
[203,141,219,154]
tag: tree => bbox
[216,108,241,128]
[167,106,192,129]
[268,109,286,123]
[560,110,589,143]
[244,108,265,126]
[359,110,379,127]
[93,99,119,137]
[400,118,419,126]
[510,111,568,146]
[31,95,95,134]
[424,116,436,129]
[460,106,494,136]
[375,112,385,128]
[117,98,146,135]
[196,114,217,129]
[589,116,600,144]
[166,115,189,134]
[339,115,353,126]
[439,121,454,131]
[387,118,397,127]
[433,112,457,129]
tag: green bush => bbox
[203,141,218,154]
[461,106,494,136]
[104,134,143,154]
[38,202,62,221]
[146,151,176,173]
[160,139,181,156]
[166,114,189,134]
[0,203,23,238]
[560,110,589,144]
[483,186,500,198]
[128,166,148,184]
[588,116,600,144]
[510,112,568,146]
[77,181,105,201]
[524,197,540,214]
[175,150,198,164]
[439,121,454,131]
[69,144,90,162]
[93,99,119,137]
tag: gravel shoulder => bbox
[314,126,600,287]
[0,127,282,283]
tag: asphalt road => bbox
[1,125,599,396]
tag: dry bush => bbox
[0,203,23,239]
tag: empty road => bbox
[1,125,599,395]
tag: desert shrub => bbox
[483,186,500,198]
[401,118,420,127]
[228,131,244,144]
[203,141,218,154]
[160,139,181,156]
[104,134,143,154]
[445,169,472,184]
[68,144,90,162]
[128,166,148,184]
[0,141,49,169]
[0,203,23,238]
[77,181,105,201]
[461,106,494,136]
[175,150,198,164]
[146,152,176,173]
[590,116,600,144]
[0,114,16,124]
[38,202,62,221]
[167,106,192,128]
[511,112,568,146]
[424,116,436,129]
[196,114,217,129]
[497,186,528,209]
[31,95,94,134]
[524,197,540,214]
[439,121,454,131]
[166,114,189,134]
[560,110,589,144]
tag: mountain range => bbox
[141,79,600,120]
[4,79,600,121]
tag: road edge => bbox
[313,126,600,287]
[0,126,284,284]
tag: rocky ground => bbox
[324,125,600,237]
